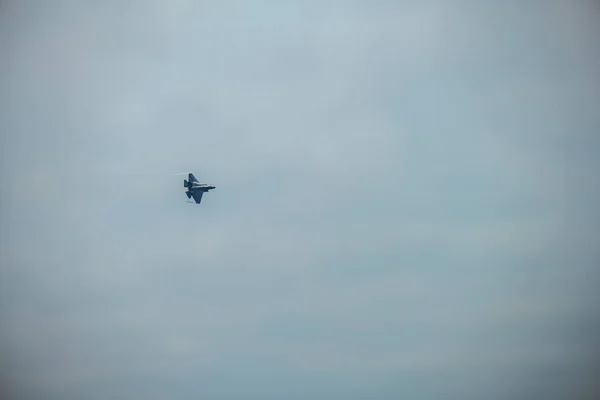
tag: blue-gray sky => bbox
[1,1,599,399]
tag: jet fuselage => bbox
[189,184,216,192]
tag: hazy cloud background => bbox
[1,1,599,399]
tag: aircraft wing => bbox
[191,191,203,204]
[188,173,199,184]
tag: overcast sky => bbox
[1,1,599,399]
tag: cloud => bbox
[1,1,600,399]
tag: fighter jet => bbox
[184,172,216,204]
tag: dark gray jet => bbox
[184,172,216,204]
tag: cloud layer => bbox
[1,1,599,399]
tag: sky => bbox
[1,1,599,399]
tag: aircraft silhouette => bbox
[184,172,216,204]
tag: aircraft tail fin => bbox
[186,191,192,199]
[184,179,190,188]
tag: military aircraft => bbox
[184,172,216,204]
